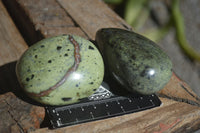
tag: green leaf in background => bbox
[144,20,172,42]
[131,6,149,30]
[124,0,148,25]
[172,0,200,61]
[103,0,123,4]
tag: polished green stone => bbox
[95,28,172,95]
[16,35,104,105]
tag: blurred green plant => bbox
[171,0,200,61]
[104,0,200,62]
[103,0,123,4]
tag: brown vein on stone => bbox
[28,35,81,97]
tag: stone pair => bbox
[16,28,172,106]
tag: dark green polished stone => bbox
[95,28,172,95]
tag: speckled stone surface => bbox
[16,35,104,105]
[96,28,172,95]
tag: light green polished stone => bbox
[96,28,172,95]
[16,35,104,105]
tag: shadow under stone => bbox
[0,61,44,107]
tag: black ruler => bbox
[46,82,161,129]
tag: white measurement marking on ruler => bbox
[120,106,125,112]
[81,107,84,111]
[57,120,61,126]
[46,109,49,113]
[69,109,72,114]
[149,99,155,106]
[107,112,110,116]
[128,98,132,102]
[90,112,94,119]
